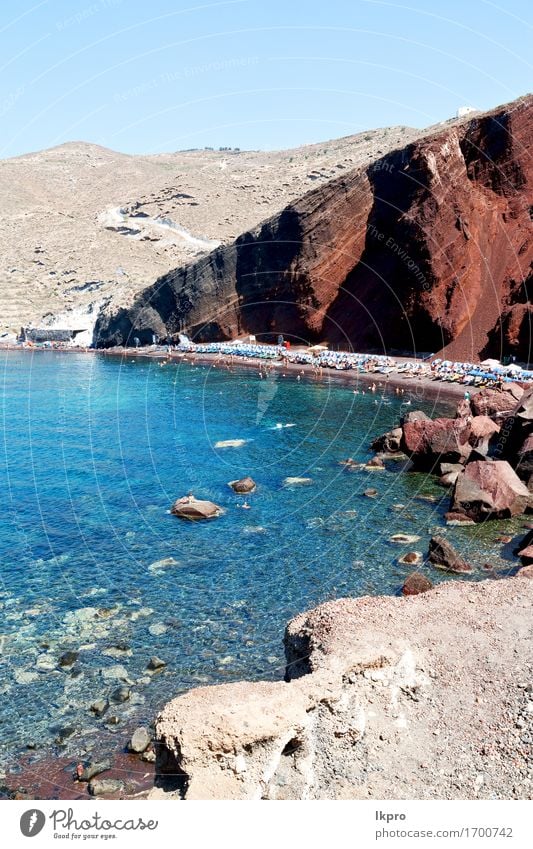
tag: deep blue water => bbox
[0,351,520,764]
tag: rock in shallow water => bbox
[77,759,112,782]
[88,778,124,796]
[171,496,223,520]
[389,533,421,545]
[100,664,131,683]
[110,686,130,704]
[444,511,476,526]
[398,551,423,566]
[283,476,313,487]
[229,476,256,493]
[428,535,473,574]
[128,726,151,753]
[58,650,79,668]
[147,656,166,671]
[148,557,181,571]
[90,698,109,718]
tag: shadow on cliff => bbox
[323,146,447,355]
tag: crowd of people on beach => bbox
[7,332,533,387]
[171,340,533,387]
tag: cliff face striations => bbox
[94,96,533,361]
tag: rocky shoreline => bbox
[148,380,533,800]
[2,355,532,801]
[151,576,532,800]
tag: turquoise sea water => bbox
[0,351,521,766]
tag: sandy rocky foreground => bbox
[0,127,424,340]
[151,575,533,800]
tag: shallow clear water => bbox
[0,351,521,764]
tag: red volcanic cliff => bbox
[95,95,533,362]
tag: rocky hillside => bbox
[95,95,532,362]
[152,576,533,800]
[0,126,422,338]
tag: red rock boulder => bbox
[470,388,519,419]
[428,535,473,574]
[451,460,532,520]
[401,417,471,468]
[402,572,433,595]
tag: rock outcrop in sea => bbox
[94,95,532,363]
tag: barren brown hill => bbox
[0,126,423,339]
[95,95,533,362]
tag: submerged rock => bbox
[147,656,166,671]
[58,650,79,668]
[54,725,76,745]
[366,455,385,469]
[88,778,124,796]
[100,664,131,683]
[110,686,130,704]
[171,496,223,520]
[428,535,473,574]
[148,557,181,571]
[283,476,313,486]
[229,476,256,493]
[128,726,151,754]
[90,699,109,718]
[215,439,247,448]
[363,488,378,498]
[77,759,112,782]
[389,533,421,545]
[339,458,362,469]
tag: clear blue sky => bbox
[0,0,531,158]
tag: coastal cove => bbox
[0,350,528,796]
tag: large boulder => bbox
[171,496,223,520]
[515,387,533,422]
[514,434,533,490]
[468,415,500,444]
[401,417,471,468]
[470,387,519,418]
[400,410,430,426]
[428,535,473,574]
[451,460,532,520]
[371,427,403,453]
[467,415,501,455]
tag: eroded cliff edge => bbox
[95,95,533,362]
[152,575,533,800]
